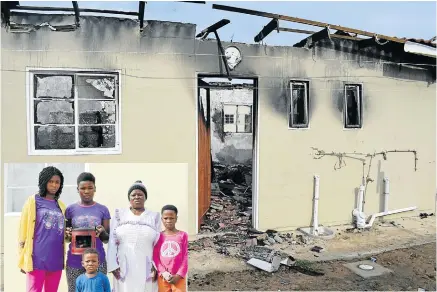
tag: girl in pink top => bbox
[153,205,188,292]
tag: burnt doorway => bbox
[197,76,258,234]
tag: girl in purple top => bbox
[19,166,66,292]
[64,172,111,292]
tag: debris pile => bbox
[200,163,253,233]
[189,229,313,255]
[191,163,317,272]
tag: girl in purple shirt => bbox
[19,166,66,292]
[64,172,111,292]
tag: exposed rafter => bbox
[196,19,230,39]
[72,1,80,27]
[138,1,146,30]
[254,18,278,43]
[293,27,331,48]
[1,1,19,26]
[279,27,363,41]
[212,4,406,44]
[196,19,232,80]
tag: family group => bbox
[18,166,188,292]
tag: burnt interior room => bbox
[198,77,257,234]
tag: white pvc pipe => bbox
[383,177,390,213]
[312,175,320,235]
[365,206,417,228]
[357,185,365,213]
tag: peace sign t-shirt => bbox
[153,231,188,278]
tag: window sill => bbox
[28,148,122,156]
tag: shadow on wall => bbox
[215,145,253,166]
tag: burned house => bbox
[1,2,436,290]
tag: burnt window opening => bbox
[30,71,120,153]
[224,114,235,124]
[344,84,362,128]
[223,104,252,133]
[289,81,309,128]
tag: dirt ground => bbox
[188,243,436,291]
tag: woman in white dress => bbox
[107,181,161,292]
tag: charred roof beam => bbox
[138,1,146,30]
[213,4,406,44]
[279,27,362,41]
[254,18,278,43]
[293,27,331,48]
[196,19,230,39]
[196,19,232,80]
[1,1,19,26]
[72,1,80,27]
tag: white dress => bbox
[107,208,161,292]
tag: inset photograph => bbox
[3,163,188,292]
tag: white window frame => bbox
[4,163,90,216]
[223,103,253,133]
[343,84,363,129]
[26,67,122,156]
[289,80,309,129]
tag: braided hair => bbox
[38,166,64,201]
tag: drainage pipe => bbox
[383,177,390,213]
[364,206,417,228]
[312,175,320,235]
[357,185,365,212]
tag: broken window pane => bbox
[79,125,116,148]
[35,75,73,99]
[77,76,116,99]
[35,126,75,149]
[78,100,116,124]
[290,82,308,127]
[345,85,361,128]
[34,100,74,124]
[224,114,234,124]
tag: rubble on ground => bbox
[190,162,315,266]
[200,163,253,234]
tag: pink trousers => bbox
[26,270,62,292]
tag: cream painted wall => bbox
[0,52,198,237]
[257,68,436,230]
[1,16,435,260]
[3,163,188,292]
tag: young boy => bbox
[75,248,111,292]
[153,205,188,292]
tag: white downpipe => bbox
[312,175,320,236]
[383,177,390,213]
[365,206,417,228]
[357,185,365,212]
